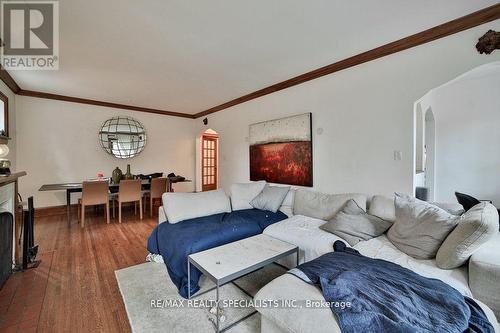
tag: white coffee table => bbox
[188,234,299,332]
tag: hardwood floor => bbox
[1,207,158,333]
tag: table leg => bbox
[296,248,300,267]
[216,281,220,333]
[66,189,71,227]
[187,259,191,299]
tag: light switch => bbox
[394,150,402,161]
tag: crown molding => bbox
[193,3,500,118]
[17,89,195,118]
[0,4,498,120]
[0,65,21,93]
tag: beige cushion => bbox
[368,195,396,222]
[469,233,500,319]
[293,189,367,221]
[279,189,295,217]
[320,199,392,246]
[162,189,231,223]
[387,194,460,259]
[230,181,266,210]
[437,203,499,269]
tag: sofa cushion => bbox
[436,203,499,269]
[230,181,266,210]
[279,189,295,217]
[162,189,231,224]
[263,215,346,267]
[293,190,367,221]
[387,194,460,259]
[354,235,471,296]
[158,206,167,224]
[255,262,498,333]
[320,199,392,246]
[469,233,500,318]
[368,195,396,222]
[250,184,290,213]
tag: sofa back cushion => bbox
[387,193,460,259]
[293,189,367,221]
[436,202,499,269]
[230,181,266,210]
[162,189,231,224]
[279,189,295,217]
[368,195,396,223]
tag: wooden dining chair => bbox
[113,179,142,223]
[78,181,110,228]
[143,177,167,217]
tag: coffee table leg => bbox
[296,248,300,267]
[216,281,220,333]
[187,259,191,299]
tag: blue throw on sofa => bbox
[290,245,494,333]
[147,208,287,298]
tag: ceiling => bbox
[9,0,499,114]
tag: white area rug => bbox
[116,262,286,333]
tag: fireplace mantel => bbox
[0,171,27,267]
[0,172,27,186]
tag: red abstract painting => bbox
[250,141,312,186]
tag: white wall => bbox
[15,96,197,207]
[0,81,17,169]
[418,62,500,206]
[196,21,500,198]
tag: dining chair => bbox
[113,179,142,223]
[78,181,110,228]
[143,177,167,217]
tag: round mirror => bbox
[99,116,147,159]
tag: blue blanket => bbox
[290,248,494,333]
[147,208,287,298]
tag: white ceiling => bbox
[9,0,499,114]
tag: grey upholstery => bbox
[293,190,366,221]
[469,233,500,319]
[437,203,498,269]
[255,273,499,333]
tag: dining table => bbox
[39,178,191,226]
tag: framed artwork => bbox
[249,113,312,187]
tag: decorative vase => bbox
[124,164,133,180]
[112,167,122,184]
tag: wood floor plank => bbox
[31,208,158,333]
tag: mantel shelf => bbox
[0,171,27,186]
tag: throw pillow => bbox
[230,181,266,210]
[455,192,481,211]
[250,185,290,213]
[387,193,460,259]
[436,202,499,269]
[320,199,393,246]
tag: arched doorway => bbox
[413,104,435,201]
[196,129,219,192]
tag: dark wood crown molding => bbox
[0,65,21,93]
[0,4,499,119]
[17,90,195,119]
[193,3,500,118]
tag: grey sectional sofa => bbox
[255,189,500,333]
